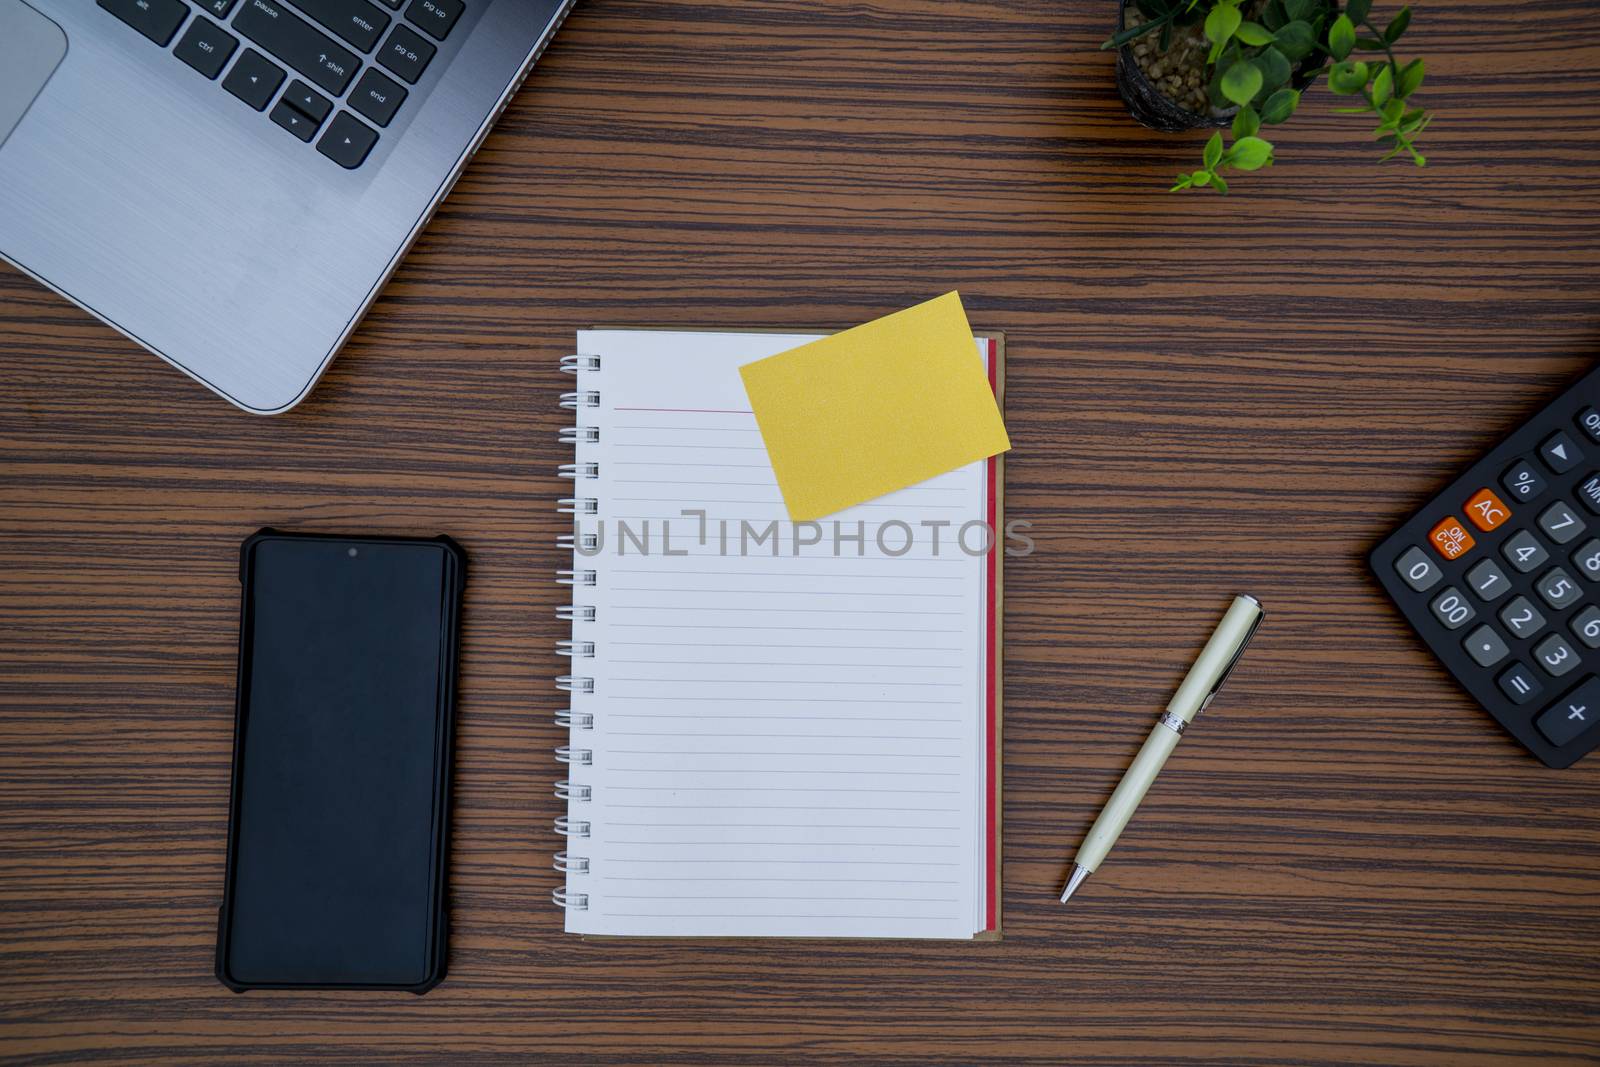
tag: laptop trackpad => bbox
[0,0,67,150]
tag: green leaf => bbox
[1273,19,1315,60]
[1345,0,1372,22]
[1327,59,1370,94]
[1232,103,1261,138]
[1192,170,1213,184]
[1262,0,1288,31]
[1260,87,1300,123]
[1209,173,1230,194]
[1225,136,1274,170]
[1203,131,1224,170]
[1220,59,1264,105]
[1235,20,1275,46]
[1381,96,1404,122]
[1205,3,1243,60]
[1385,5,1411,42]
[1284,0,1314,20]
[1254,47,1292,92]
[1372,63,1393,105]
[1398,57,1425,98]
[1328,14,1356,60]
[1354,36,1388,50]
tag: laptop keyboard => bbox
[97,0,464,169]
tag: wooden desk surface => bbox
[4,0,1599,1062]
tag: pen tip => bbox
[1058,864,1091,905]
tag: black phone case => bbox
[215,528,467,993]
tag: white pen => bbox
[1060,594,1265,905]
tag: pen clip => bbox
[1198,605,1265,714]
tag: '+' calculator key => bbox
[1371,364,1600,768]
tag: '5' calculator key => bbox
[1535,567,1583,610]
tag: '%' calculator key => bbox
[1501,461,1547,503]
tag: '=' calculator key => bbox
[1371,362,1600,766]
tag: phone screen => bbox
[220,535,458,988]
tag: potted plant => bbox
[1105,0,1431,192]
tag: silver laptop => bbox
[0,0,573,413]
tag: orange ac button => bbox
[1429,517,1476,560]
[1465,488,1512,531]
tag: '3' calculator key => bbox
[1535,634,1581,678]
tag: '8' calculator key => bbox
[1372,363,1600,767]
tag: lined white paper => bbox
[562,330,993,939]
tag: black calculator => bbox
[1372,363,1600,768]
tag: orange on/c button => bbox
[1464,488,1512,531]
[1429,517,1476,560]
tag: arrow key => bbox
[1540,430,1583,474]
[223,49,286,111]
[317,111,379,169]
[270,98,320,142]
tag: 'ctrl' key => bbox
[1537,676,1600,746]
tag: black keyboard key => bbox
[405,0,462,40]
[270,98,321,141]
[349,68,407,126]
[1537,676,1600,746]
[316,111,379,168]
[292,0,390,53]
[373,0,402,8]
[376,23,435,84]
[234,0,359,95]
[98,0,188,46]
[197,0,240,18]
[222,48,286,110]
[174,17,239,79]
[281,80,332,123]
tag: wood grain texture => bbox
[3,0,1600,1062]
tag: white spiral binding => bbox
[557,357,600,910]
[560,426,600,445]
[557,532,600,552]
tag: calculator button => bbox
[1540,431,1584,474]
[1463,488,1512,532]
[1501,461,1547,503]
[1497,662,1544,705]
[1579,408,1600,444]
[1464,558,1511,601]
[1535,567,1583,610]
[1499,596,1547,640]
[1570,606,1600,648]
[1428,587,1475,630]
[1428,517,1476,561]
[1462,625,1509,668]
[1576,472,1600,514]
[1534,634,1581,677]
[1501,530,1549,573]
[1535,676,1600,745]
[1573,539,1600,582]
[1394,546,1443,593]
[1537,502,1587,544]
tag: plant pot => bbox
[1115,0,1227,132]
[1113,0,1328,133]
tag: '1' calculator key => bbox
[1465,558,1511,602]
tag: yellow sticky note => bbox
[739,292,1010,521]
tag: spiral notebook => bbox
[555,328,1003,939]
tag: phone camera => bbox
[348,547,359,558]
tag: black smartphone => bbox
[215,530,466,993]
